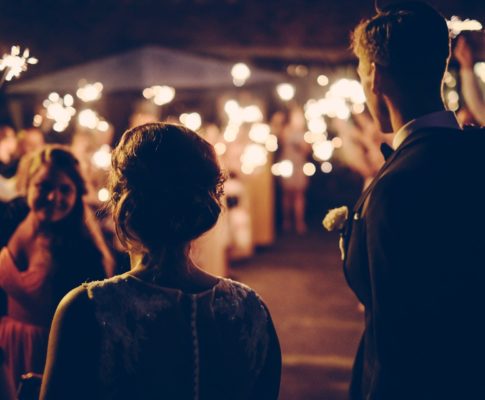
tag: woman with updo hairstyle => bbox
[40,123,281,400]
[0,145,112,397]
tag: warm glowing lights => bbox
[77,108,108,132]
[0,46,38,83]
[78,109,99,129]
[331,137,343,149]
[91,145,112,170]
[249,123,271,144]
[447,16,483,37]
[305,96,352,121]
[313,140,334,161]
[48,92,60,102]
[179,112,202,131]
[43,93,76,132]
[224,100,263,124]
[276,83,296,101]
[76,81,103,102]
[317,75,329,86]
[224,100,239,115]
[242,106,263,123]
[214,142,227,156]
[321,162,333,173]
[474,62,485,84]
[231,63,251,86]
[327,79,366,105]
[240,144,268,171]
[307,117,327,134]
[287,64,308,77]
[444,72,457,88]
[303,162,316,176]
[447,90,459,103]
[143,85,176,106]
[446,90,460,112]
[352,103,365,114]
[33,114,43,127]
[97,121,110,132]
[272,160,294,178]
[304,131,326,144]
[223,124,239,142]
[265,134,278,152]
[97,188,110,202]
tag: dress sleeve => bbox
[40,286,102,400]
[0,247,20,291]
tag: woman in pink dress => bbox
[40,123,281,400]
[0,146,112,395]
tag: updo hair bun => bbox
[109,123,225,251]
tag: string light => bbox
[91,145,112,170]
[97,188,110,202]
[77,81,103,102]
[231,63,251,86]
[276,83,296,101]
[303,163,316,176]
[321,162,333,173]
[179,112,202,131]
[143,85,175,106]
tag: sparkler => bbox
[447,16,483,37]
[0,46,38,86]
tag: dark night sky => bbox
[0,0,484,80]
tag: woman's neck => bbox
[128,248,219,291]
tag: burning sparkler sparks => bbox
[447,16,483,37]
[0,46,38,86]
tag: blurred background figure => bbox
[0,126,18,179]
[191,123,230,277]
[17,128,45,159]
[0,146,113,395]
[0,126,18,202]
[331,112,394,190]
[276,103,311,234]
[454,36,485,126]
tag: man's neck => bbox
[388,98,446,133]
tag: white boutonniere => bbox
[322,206,349,261]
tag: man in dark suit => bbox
[345,2,485,399]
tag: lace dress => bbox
[81,275,281,400]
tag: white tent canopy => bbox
[7,46,282,94]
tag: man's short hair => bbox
[352,1,450,87]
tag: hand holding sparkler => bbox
[454,36,474,70]
[0,46,38,87]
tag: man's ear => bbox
[370,62,380,94]
[372,63,391,95]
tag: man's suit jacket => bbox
[344,127,485,399]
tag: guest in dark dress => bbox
[0,146,112,395]
[40,123,281,400]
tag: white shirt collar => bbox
[392,110,461,150]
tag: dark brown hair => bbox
[108,123,225,254]
[352,1,450,90]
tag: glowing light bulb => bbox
[98,188,110,202]
[276,83,295,101]
[303,163,316,176]
[321,162,333,173]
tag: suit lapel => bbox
[352,127,459,216]
[353,146,400,215]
